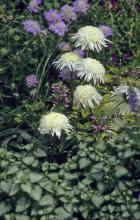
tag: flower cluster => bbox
[43,0,90,36]
[51,83,71,108]
[22,19,42,36]
[26,74,38,88]
[91,116,108,134]
[27,0,42,13]
[127,87,140,113]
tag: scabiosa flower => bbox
[49,21,68,36]
[27,0,42,13]
[75,58,105,84]
[61,5,77,22]
[73,85,102,108]
[73,49,85,58]
[38,112,73,138]
[73,0,90,13]
[58,41,71,52]
[72,26,108,52]
[54,52,81,71]
[99,25,113,37]
[26,74,38,88]
[59,67,72,81]
[22,19,42,36]
[44,9,62,23]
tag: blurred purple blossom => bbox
[61,5,77,22]
[51,83,70,108]
[98,0,105,6]
[123,52,132,61]
[73,49,85,58]
[27,0,42,13]
[99,25,113,37]
[136,3,140,13]
[22,19,42,36]
[59,67,72,81]
[91,115,108,134]
[73,0,90,13]
[26,74,38,88]
[49,21,68,36]
[58,42,71,52]
[44,9,62,23]
[127,87,140,113]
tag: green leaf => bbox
[79,158,91,169]
[21,183,32,194]
[115,166,128,178]
[16,197,31,212]
[7,166,19,175]
[91,195,104,208]
[31,185,42,201]
[39,195,54,206]
[0,179,12,194]
[23,157,34,165]
[34,148,47,157]
[55,207,71,220]
[0,202,11,216]
[29,172,43,183]
[9,183,20,196]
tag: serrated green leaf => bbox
[91,195,104,208]
[39,195,54,206]
[16,197,31,212]
[23,157,34,165]
[79,158,91,169]
[115,166,128,178]
[31,185,42,201]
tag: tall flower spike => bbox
[54,52,81,71]
[38,112,73,138]
[74,85,102,108]
[75,58,105,84]
[72,26,108,52]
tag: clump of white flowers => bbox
[38,112,73,138]
[54,52,81,71]
[72,26,108,52]
[73,85,102,108]
[75,58,105,84]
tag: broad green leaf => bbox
[0,179,12,194]
[115,166,128,178]
[9,183,20,196]
[0,202,11,216]
[31,185,42,201]
[21,183,32,194]
[16,197,31,212]
[23,157,34,165]
[55,207,71,220]
[91,195,104,208]
[29,172,43,183]
[79,158,91,169]
[39,195,54,206]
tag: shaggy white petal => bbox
[72,26,109,52]
[73,85,102,108]
[54,52,81,71]
[38,112,73,138]
[75,58,105,84]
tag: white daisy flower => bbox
[38,112,73,138]
[75,58,105,84]
[73,85,102,108]
[54,52,81,71]
[72,26,109,52]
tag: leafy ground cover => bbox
[0,0,140,219]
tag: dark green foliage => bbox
[0,126,140,219]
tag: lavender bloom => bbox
[136,3,140,13]
[123,52,132,61]
[44,10,62,23]
[26,74,38,88]
[61,5,77,22]
[27,0,42,13]
[58,42,71,52]
[127,87,140,113]
[59,67,72,81]
[73,49,85,58]
[73,0,90,13]
[49,21,68,36]
[99,25,113,37]
[22,19,42,36]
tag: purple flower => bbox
[123,52,132,61]
[49,21,68,36]
[26,74,38,88]
[136,3,140,13]
[99,25,113,37]
[59,67,72,81]
[61,5,77,22]
[99,0,105,6]
[58,42,71,52]
[27,0,42,13]
[73,49,85,58]
[127,87,140,113]
[44,9,62,23]
[22,19,42,36]
[73,0,90,13]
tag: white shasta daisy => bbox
[75,58,105,84]
[72,26,108,52]
[54,52,81,71]
[73,85,102,108]
[38,112,73,138]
